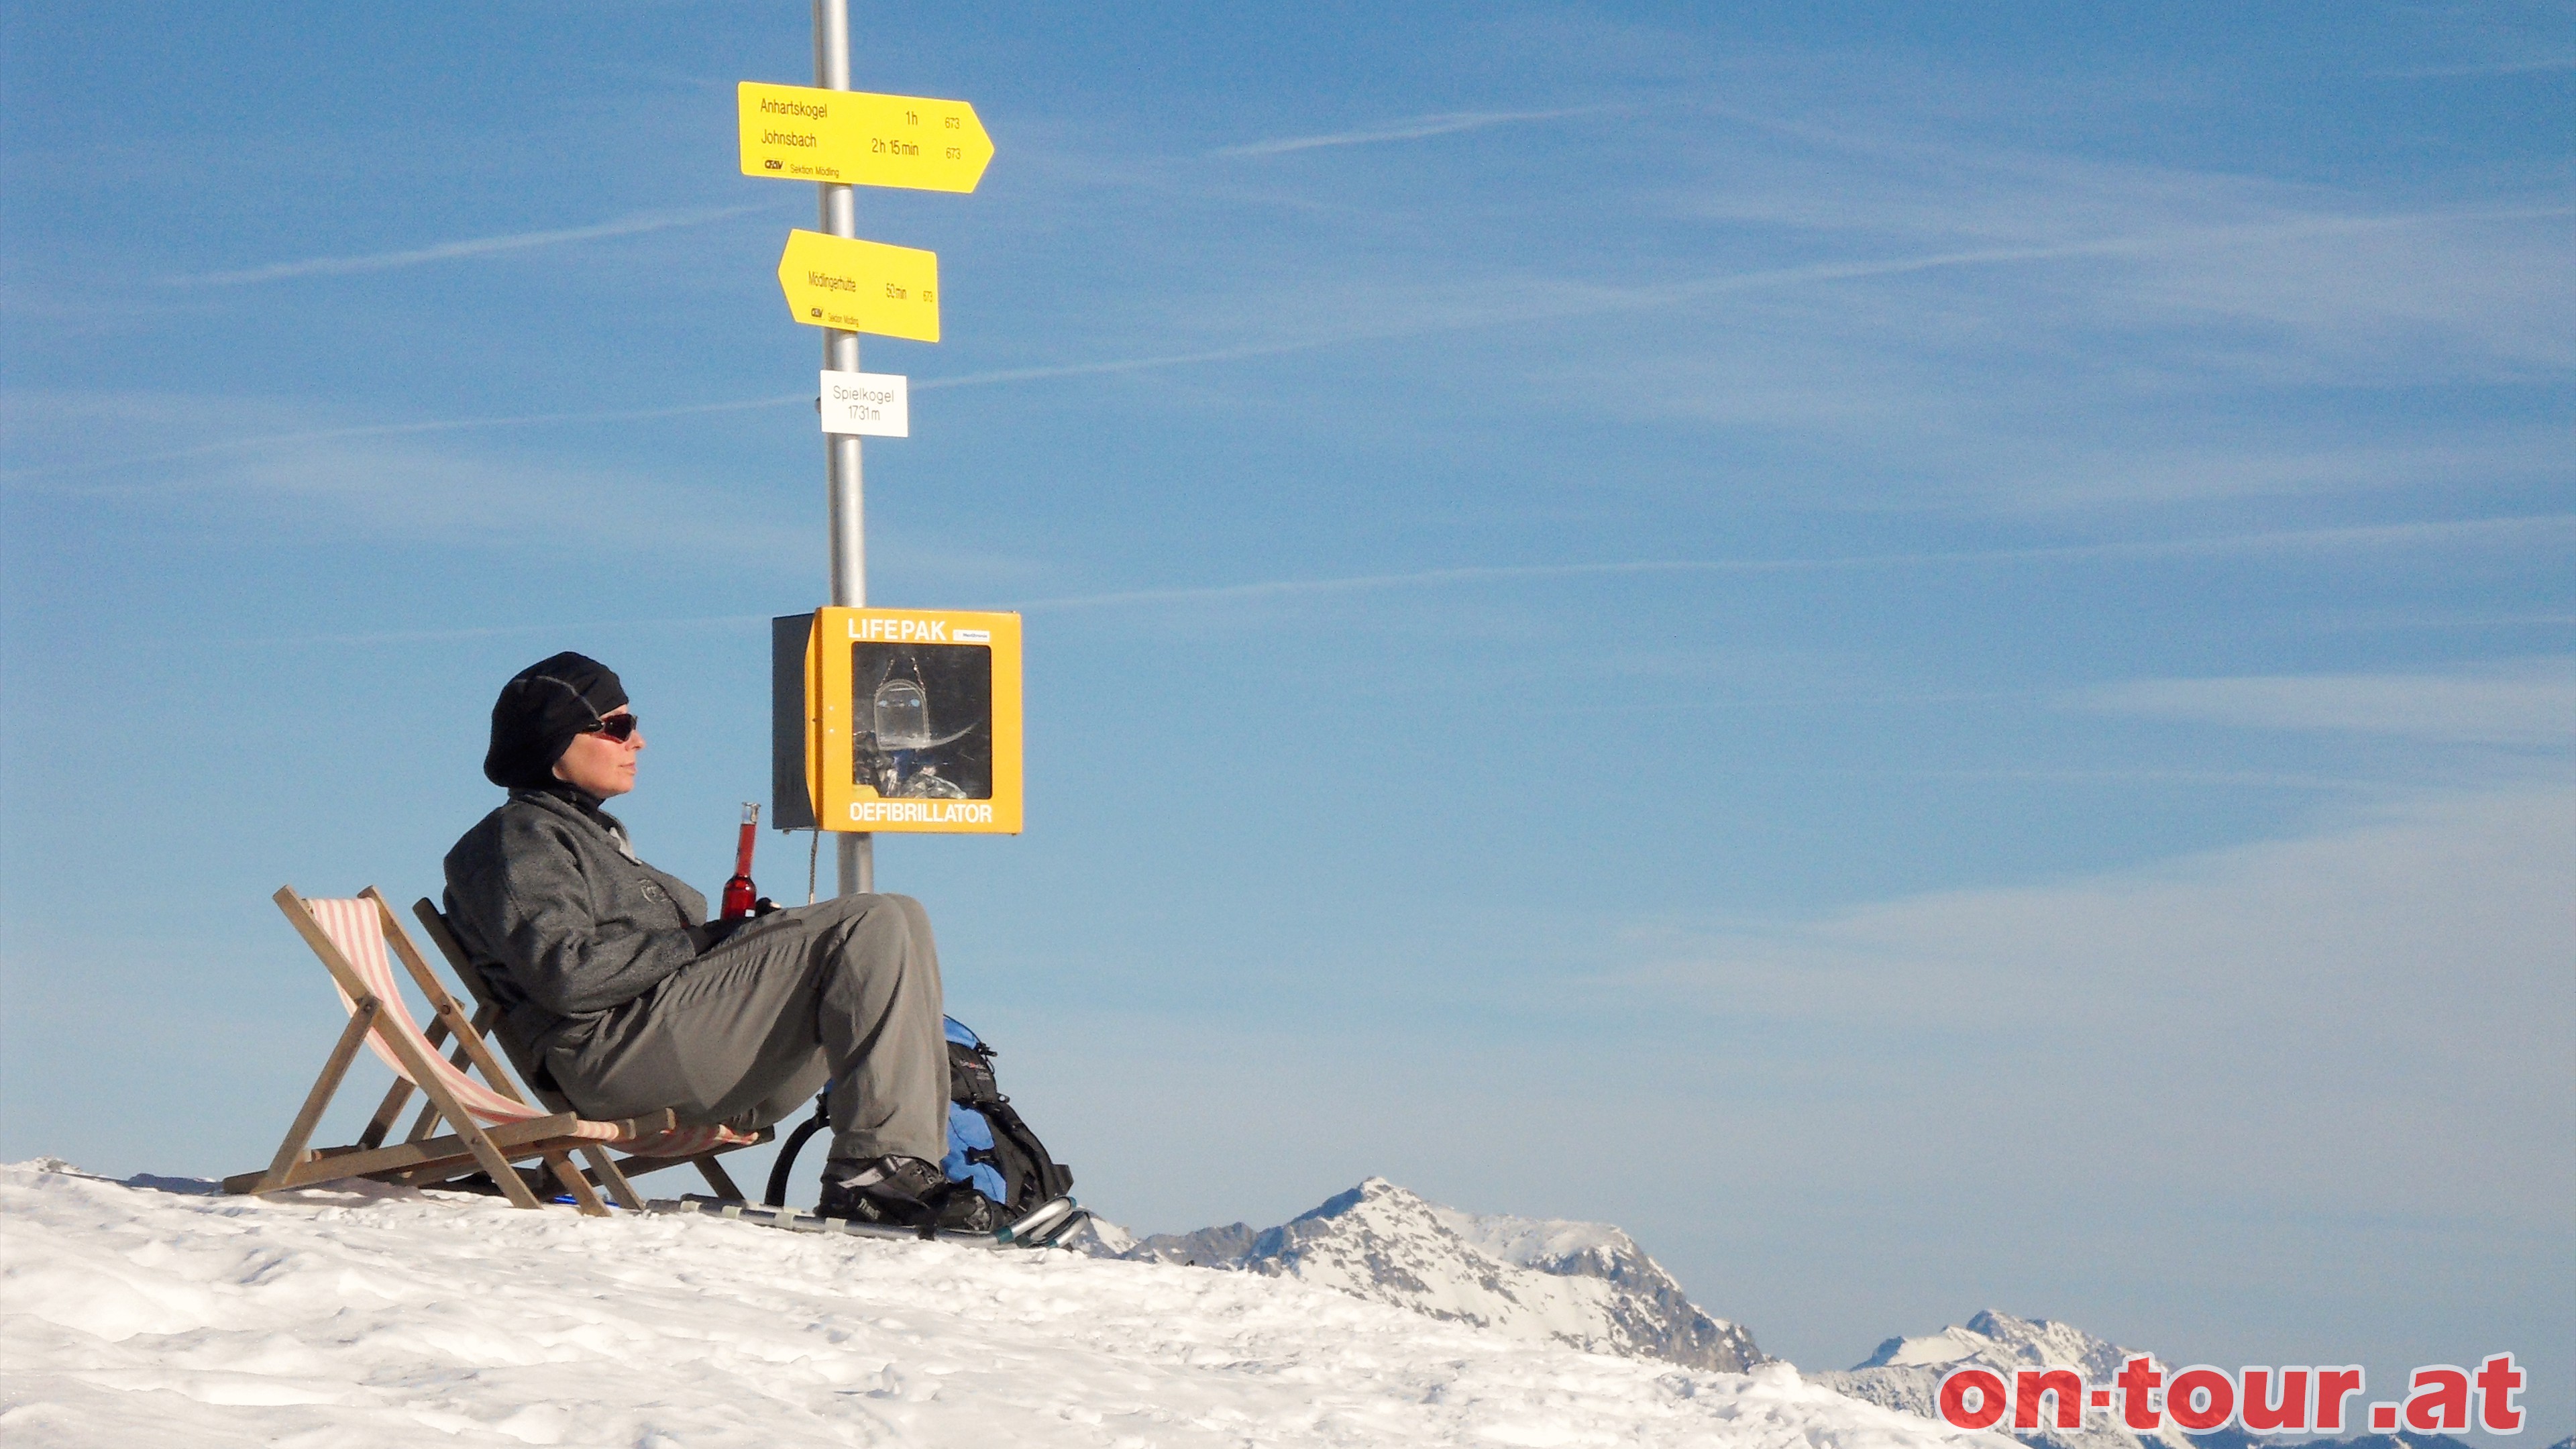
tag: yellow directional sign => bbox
[776,229,940,342]
[738,82,995,193]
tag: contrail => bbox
[9,394,810,483]
[914,341,1362,389]
[17,347,1364,486]
[225,612,777,649]
[1214,105,1621,158]
[221,515,2571,647]
[2372,55,2576,78]
[166,205,765,286]
[922,205,2576,391]
[1008,515,2576,612]
[1580,203,2576,315]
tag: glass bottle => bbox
[720,802,760,920]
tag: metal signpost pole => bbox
[816,0,874,896]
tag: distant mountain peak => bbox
[1082,1178,1765,1373]
[1851,1309,2138,1381]
[1825,1309,2186,1449]
[1822,1311,2508,1449]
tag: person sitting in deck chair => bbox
[442,651,958,1226]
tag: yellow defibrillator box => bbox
[771,607,1024,835]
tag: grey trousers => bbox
[546,892,949,1165]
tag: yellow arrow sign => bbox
[739,82,995,193]
[777,229,941,341]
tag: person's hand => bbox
[687,918,745,953]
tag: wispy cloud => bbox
[2076,659,2576,747]
[11,394,810,557]
[830,201,2572,408]
[39,197,2563,491]
[2004,437,2573,509]
[1167,82,2576,405]
[1613,782,2574,1207]
[161,205,765,286]
[1213,105,1623,158]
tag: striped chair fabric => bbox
[303,896,748,1158]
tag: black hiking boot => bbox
[934,1187,997,1234]
[815,1155,948,1227]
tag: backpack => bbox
[761,1014,1073,1228]
[939,1016,1075,1221]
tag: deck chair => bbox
[407,895,763,1202]
[227,886,755,1215]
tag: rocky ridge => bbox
[1069,1177,1764,1373]
[1820,1309,2218,1449]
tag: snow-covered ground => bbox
[0,1159,2002,1448]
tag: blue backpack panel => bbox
[941,1016,1074,1218]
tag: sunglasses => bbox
[582,713,641,743]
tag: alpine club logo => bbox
[1936,1355,2528,1436]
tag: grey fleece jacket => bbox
[442,788,711,1060]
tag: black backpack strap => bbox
[762,1091,831,1207]
[979,1097,1073,1205]
[945,1038,1071,1211]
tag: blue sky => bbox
[3,0,2570,1432]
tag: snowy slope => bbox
[1819,1309,2231,1449]
[1,1159,1996,1448]
[1110,1176,1765,1372]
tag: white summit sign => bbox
[818,370,909,437]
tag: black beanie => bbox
[484,651,629,790]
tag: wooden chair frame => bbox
[228,886,758,1214]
